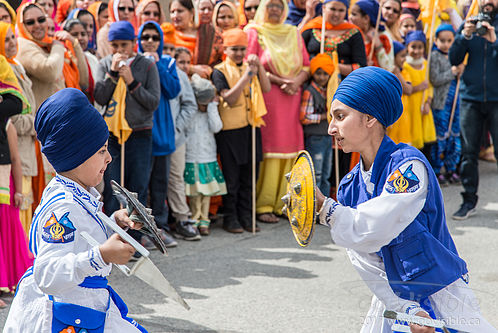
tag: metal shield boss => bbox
[282,150,316,247]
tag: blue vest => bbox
[337,136,468,302]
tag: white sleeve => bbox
[33,202,110,295]
[319,159,428,253]
[347,249,426,315]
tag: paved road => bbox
[2,162,498,332]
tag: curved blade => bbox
[131,257,190,310]
[110,180,168,254]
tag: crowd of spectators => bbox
[1,0,497,309]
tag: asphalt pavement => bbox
[1,162,497,332]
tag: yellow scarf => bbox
[217,57,267,127]
[104,77,132,144]
[244,0,302,78]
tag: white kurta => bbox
[3,175,142,332]
[319,160,497,332]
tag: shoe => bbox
[437,174,449,187]
[447,172,461,185]
[239,215,260,232]
[198,220,210,236]
[173,220,201,241]
[223,219,244,233]
[140,236,156,250]
[452,202,476,220]
[158,229,178,248]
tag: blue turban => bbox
[405,30,426,46]
[435,23,455,37]
[324,0,349,9]
[393,40,405,55]
[108,21,136,41]
[35,88,109,173]
[332,67,403,127]
[355,0,384,31]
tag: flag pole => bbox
[251,123,256,235]
[368,3,383,62]
[445,0,476,138]
[120,135,125,188]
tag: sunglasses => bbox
[118,6,134,12]
[244,5,258,11]
[142,34,160,41]
[383,6,400,14]
[143,10,160,17]
[24,16,46,26]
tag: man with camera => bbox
[449,0,498,220]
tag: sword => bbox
[80,211,190,310]
[384,310,469,333]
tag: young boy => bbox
[138,20,181,248]
[211,28,271,233]
[94,21,160,228]
[316,66,496,332]
[4,88,146,332]
[429,24,463,186]
[300,53,334,196]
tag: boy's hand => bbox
[99,233,135,265]
[143,52,159,62]
[247,54,260,67]
[114,208,143,230]
[119,65,134,85]
[111,53,127,71]
[409,311,436,333]
[422,101,431,115]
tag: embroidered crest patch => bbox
[385,164,420,194]
[42,212,76,244]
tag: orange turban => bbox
[222,28,247,47]
[161,22,176,45]
[310,53,335,76]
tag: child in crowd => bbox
[4,88,146,332]
[388,40,412,145]
[166,45,200,241]
[300,53,334,197]
[184,74,226,235]
[211,28,271,233]
[175,47,192,77]
[403,30,436,158]
[429,24,463,186]
[399,13,417,39]
[138,21,181,248]
[94,21,160,226]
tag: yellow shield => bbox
[282,150,316,247]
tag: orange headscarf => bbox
[0,22,16,64]
[238,0,247,27]
[310,53,335,75]
[301,16,357,32]
[136,0,165,26]
[55,0,75,24]
[108,0,138,31]
[160,22,195,54]
[222,28,247,47]
[17,3,80,89]
[161,21,176,45]
[88,1,105,31]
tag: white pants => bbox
[360,279,498,333]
